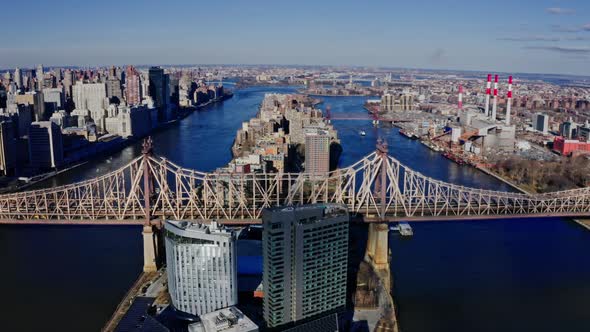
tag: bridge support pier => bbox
[142,225,157,272]
[365,223,389,270]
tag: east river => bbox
[1,86,590,331]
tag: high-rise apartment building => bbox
[63,69,74,97]
[559,120,576,139]
[148,66,166,108]
[164,220,238,316]
[106,77,123,103]
[14,67,22,90]
[262,204,349,329]
[36,64,44,91]
[105,66,122,102]
[381,92,413,112]
[125,66,142,105]
[43,87,65,115]
[72,82,108,132]
[28,121,63,169]
[532,113,550,134]
[15,92,46,121]
[148,66,170,121]
[578,126,590,142]
[381,93,395,112]
[72,82,107,113]
[0,121,16,175]
[305,129,330,174]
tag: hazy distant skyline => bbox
[2,0,590,75]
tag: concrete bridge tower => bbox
[141,138,158,272]
[365,140,392,278]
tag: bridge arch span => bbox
[0,143,589,224]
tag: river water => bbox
[0,86,589,331]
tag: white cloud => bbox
[546,7,574,15]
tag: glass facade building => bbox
[262,204,349,328]
[164,220,238,316]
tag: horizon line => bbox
[1,63,589,80]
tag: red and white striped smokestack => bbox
[491,74,499,121]
[458,84,463,109]
[506,76,513,125]
[484,74,491,116]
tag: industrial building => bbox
[262,204,349,329]
[454,75,516,154]
[164,220,238,316]
[553,136,590,156]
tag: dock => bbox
[573,219,590,231]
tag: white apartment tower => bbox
[164,220,238,316]
[72,82,108,132]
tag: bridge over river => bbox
[1,138,588,226]
[1,138,588,272]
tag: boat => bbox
[359,130,366,136]
[389,222,413,236]
[421,140,443,152]
[399,223,413,236]
[399,129,418,139]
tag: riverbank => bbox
[475,166,533,194]
[102,270,168,331]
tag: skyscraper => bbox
[63,69,74,97]
[148,66,170,121]
[36,64,44,91]
[0,121,16,175]
[105,77,123,103]
[14,67,22,90]
[262,204,349,329]
[125,66,141,105]
[305,129,330,174]
[72,82,108,132]
[148,66,165,108]
[15,92,46,121]
[164,220,238,316]
[28,121,63,169]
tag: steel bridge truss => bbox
[0,147,589,224]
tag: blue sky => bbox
[2,0,590,75]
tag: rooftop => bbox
[188,306,258,332]
[164,220,234,239]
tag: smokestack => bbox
[506,76,513,125]
[484,74,491,116]
[458,84,463,109]
[491,74,498,121]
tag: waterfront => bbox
[0,86,590,331]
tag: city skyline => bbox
[3,2,590,330]
[2,0,590,75]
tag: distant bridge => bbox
[325,108,411,123]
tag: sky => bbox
[2,0,590,75]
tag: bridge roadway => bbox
[0,140,588,225]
